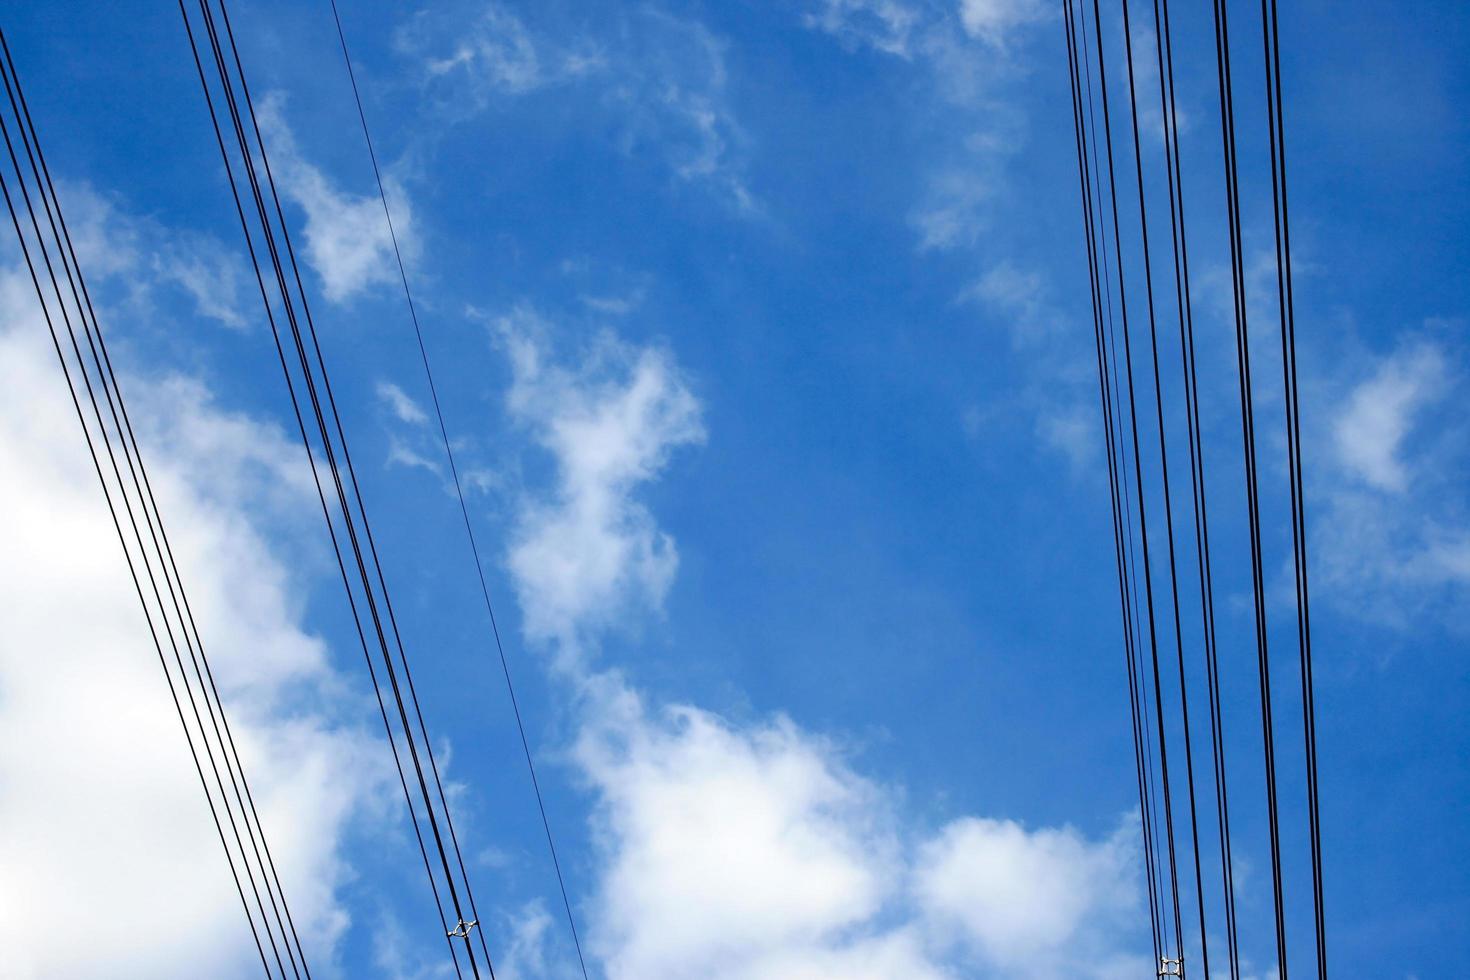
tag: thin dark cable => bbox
[1117,0,1212,973]
[1073,1,1170,952]
[0,35,312,978]
[202,1,492,970]
[1258,2,1327,972]
[1061,2,1162,962]
[1210,0,1291,972]
[178,4,471,974]
[324,5,591,977]
[1088,0,1187,961]
[0,54,276,979]
[0,78,300,980]
[1148,0,1242,973]
[189,7,476,975]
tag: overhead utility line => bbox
[0,29,309,980]
[178,0,499,974]
[324,3,591,977]
[1060,1,1328,977]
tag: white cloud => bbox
[1332,340,1445,492]
[61,181,250,330]
[490,313,1146,978]
[256,97,416,304]
[1311,331,1470,628]
[957,0,1048,46]
[806,0,924,58]
[0,263,390,976]
[399,5,755,212]
[915,817,1140,971]
[495,309,704,656]
[912,122,1027,251]
[396,3,602,101]
[378,379,431,426]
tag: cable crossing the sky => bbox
[0,30,311,980]
[325,2,592,976]
[178,0,505,973]
[1059,1,1328,976]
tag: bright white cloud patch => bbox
[257,97,414,304]
[496,309,704,655]
[493,314,1146,979]
[915,817,1139,972]
[0,263,389,977]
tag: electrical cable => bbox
[1257,3,1328,972]
[323,5,591,977]
[0,33,294,979]
[1210,0,1291,972]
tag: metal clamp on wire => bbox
[1158,955,1184,977]
[448,918,478,940]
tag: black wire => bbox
[186,4,477,974]
[0,33,314,978]
[1087,0,1187,961]
[1071,1,1172,955]
[0,45,279,980]
[1147,0,1242,973]
[323,5,592,977]
[1257,3,1327,972]
[1115,0,1213,972]
[1210,0,1291,973]
[172,18,466,979]
[178,4,480,975]
[1062,1,1168,961]
[203,1,493,971]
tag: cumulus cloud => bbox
[494,309,704,655]
[256,97,416,304]
[0,261,390,977]
[490,313,1146,978]
[915,817,1139,973]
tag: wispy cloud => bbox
[487,312,1146,978]
[1309,328,1470,630]
[256,96,418,304]
[397,4,756,212]
[61,181,251,330]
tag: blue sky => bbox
[0,1,1465,978]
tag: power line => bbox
[323,5,591,977]
[1210,0,1292,972]
[1062,0,1168,962]
[1116,0,1213,973]
[1147,0,1242,973]
[1085,0,1188,961]
[0,30,309,979]
[1257,1,1327,973]
[179,0,502,972]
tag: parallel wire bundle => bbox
[1060,0,1327,977]
[0,31,313,979]
[178,0,500,974]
